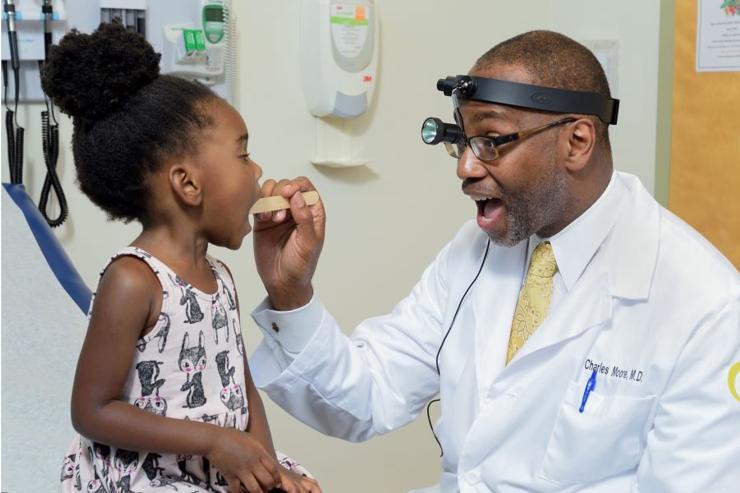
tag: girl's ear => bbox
[169,162,203,207]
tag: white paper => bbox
[696,0,740,72]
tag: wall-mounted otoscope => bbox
[3,0,24,184]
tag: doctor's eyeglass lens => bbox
[421,116,577,163]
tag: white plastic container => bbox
[300,0,377,118]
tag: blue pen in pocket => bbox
[579,369,597,413]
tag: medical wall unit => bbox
[2,0,236,103]
[160,0,235,101]
[2,0,67,102]
[2,0,236,229]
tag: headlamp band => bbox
[437,75,619,125]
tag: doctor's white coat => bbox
[250,173,740,492]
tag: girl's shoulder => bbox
[97,255,160,298]
[91,247,167,322]
[99,246,173,289]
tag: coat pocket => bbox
[538,380,655,485]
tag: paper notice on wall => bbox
[696,0,740,72]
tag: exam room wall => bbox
[0,1,662,491]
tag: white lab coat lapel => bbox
[442,342,480,467]
[472,242,528,401]
[440,240,527,456]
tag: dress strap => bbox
[208,256,239,313]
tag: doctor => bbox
[250,31,740,492]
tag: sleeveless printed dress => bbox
[61,247,249,492]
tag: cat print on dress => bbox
[152,312,171,353]
[172,274,204,324]
[216,350,246,425]
[215,470,229,488]
[199,413,220,425]
[142,452,164,480]
[134,360,168,416]
[179,331,207,408]
[212,297,229,344]
[85,479,105,493]
[201,457,212,488]
[74,462,82,491]
[176,454,204,487]
[92,443,114,491]
[139,313,171,353]
[232,317,244,356]
[142,453,181,490]
[61,454,76,481]
[92,443,110,476]
[218,271,236,311]
[83,446,111,493]
[113,449,140,493]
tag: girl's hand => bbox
[207,427,282,492]
[277,468,323,493]
[252,177,326,311]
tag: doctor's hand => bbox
[252,177,325,311]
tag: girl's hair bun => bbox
[42,22,161,123]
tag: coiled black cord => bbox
[36,1,68,227]
[38,102,67,227]
[426,238,491,456]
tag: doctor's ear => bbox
[562,118,596,172]
[168,162,203,207]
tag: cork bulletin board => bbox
[669,0,740,267]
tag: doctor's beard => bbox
[489,159,569,247]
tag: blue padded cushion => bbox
[3,183,92,313]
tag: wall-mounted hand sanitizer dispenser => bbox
[300,0,377,118]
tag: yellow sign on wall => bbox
[669,0,740,267]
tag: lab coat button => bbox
[271,322,280,333]
[464,469,481,484]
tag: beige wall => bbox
[1,1,663,491]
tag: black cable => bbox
[36,0,68,227]
[435,238,491,374]
[13,119,23,184]
[38,104,67,227]
[426,238,491,456]
[5,98,16,181]
[426,398,442,456]
[2,60,8,110]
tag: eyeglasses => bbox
[445,116,576,162]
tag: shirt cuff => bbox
[251,295,324,355]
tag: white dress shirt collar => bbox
[528,171,624,291]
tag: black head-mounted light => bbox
[436,75,619,124]
[421,75,619,152]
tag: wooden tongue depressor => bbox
[250,191,320,214]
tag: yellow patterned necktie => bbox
[506,241,558,364]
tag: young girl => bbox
[43,23,321,493]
